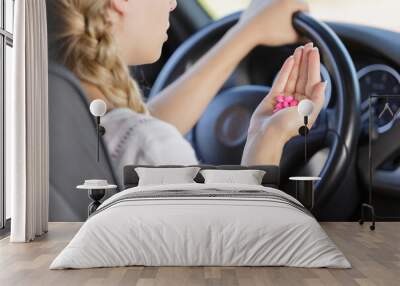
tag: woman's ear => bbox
[110,0,128,16]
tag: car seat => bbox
[48,62,120,222]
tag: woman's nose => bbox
[170,0,177,11]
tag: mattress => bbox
[50,183,350,269]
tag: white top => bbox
[101,108,198,185]
[289,176,321,181]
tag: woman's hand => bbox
[238,0,309,47]
[242,43,326,165]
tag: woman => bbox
[53,0,325,181]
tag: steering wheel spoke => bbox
[280,117,328,180]
[357,119,400,198]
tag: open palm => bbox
[248,42,326,142]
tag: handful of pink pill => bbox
[273,94,299,113]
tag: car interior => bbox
[46,0,400,222]
[146,1,400,221]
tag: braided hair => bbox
[53,0,148,114]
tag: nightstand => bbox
[77,180,117,216]
[289,176,321,210]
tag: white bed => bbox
[50,183,350,269]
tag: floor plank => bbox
[0,222,399,286]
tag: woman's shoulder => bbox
[103,107,150,124]
[101,107,198,166]
[102,107,182,137]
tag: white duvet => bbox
[50,183,351,269]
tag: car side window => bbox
[197,0,399,33]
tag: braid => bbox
[54,0,148,114]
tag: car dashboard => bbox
[233,22,400,140]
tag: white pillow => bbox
[200,169,266,185]
[135,167,200,186]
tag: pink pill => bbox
[276,103,283,109]
[290,100,299,107]
[283,102,289,107]
[276,95,285,102]
[285,96,294,102]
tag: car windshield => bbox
[198,0,400,33]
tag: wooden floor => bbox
[0,222,399,286]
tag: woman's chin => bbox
[147,48,164,64]
[129,45,164,65]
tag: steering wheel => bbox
[150,12,361,213]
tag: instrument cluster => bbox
[357,64,400,134]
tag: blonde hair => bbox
[53,0,147,113]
